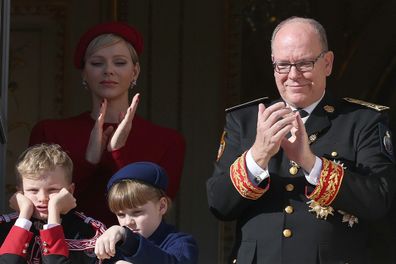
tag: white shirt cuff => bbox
[43,223,60,230]
[246,149,270,185]
[304,156,322,185]
[15,217,32,231]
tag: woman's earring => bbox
[82,80,88,90]
[130,80,137,89]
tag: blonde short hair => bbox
[84,34,139,65]
[108,179,171,213]
[16,143,73,186]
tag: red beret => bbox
[74,21,144,69]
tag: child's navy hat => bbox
[106,162,168,192]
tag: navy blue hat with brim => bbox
[106,162,168,192]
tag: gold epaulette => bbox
[225,97,269,113]
[343,97,389,111]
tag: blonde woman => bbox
[30,22,185,226]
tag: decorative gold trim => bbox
[216,131,227,162]
[307,158,345,206]
[338,210,359,227]
[343,97,389,111]
[229,151,268,200]
[307,200,334,220]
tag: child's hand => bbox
[95,225,127,260]
[9,192,34,219]
[47,188,76,224]
[49,188,76,214]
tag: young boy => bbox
[95,162,198,263]
[0,143,106,263]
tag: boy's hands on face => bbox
[95,225,127,260]
[47,188,76,225]
[9,192,34,220]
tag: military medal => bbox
[306,200,334,220]
[338,210,358,227]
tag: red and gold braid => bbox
[307,157,344,206]
[229,151,269,200]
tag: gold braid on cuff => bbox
[229,151,269,200]
[306,157,344,206]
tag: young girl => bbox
[95,162,198,263]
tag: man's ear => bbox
[68,183,75,195]
[159,197,168,215]
[324,51,334,76]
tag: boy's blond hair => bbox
[16,143,73,186]
[108,179,171,213]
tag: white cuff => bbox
[304,156,322,185]
[43,223,60,230]
[15,217,32,231]
[246,149,270,185]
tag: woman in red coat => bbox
[29,22,185,226]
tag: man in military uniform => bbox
[207,17,396,263]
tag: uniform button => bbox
[232,259,237,264]
[283,229,292,238]
[43,248,48,253]
[331,151,338,157]
[289,166,298,175]
[24,243,29,248]
[42,241,47,246]
[285,184,294,192]
[22,249,27,254]
[284,206,294,214]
